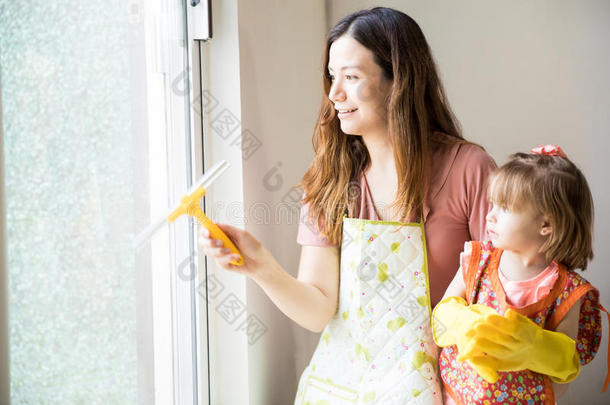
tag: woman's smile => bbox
[337,108,358,118]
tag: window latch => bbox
[187,0,212,41]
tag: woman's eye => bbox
[327,74,357,82]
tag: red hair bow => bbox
[530,144,567,158]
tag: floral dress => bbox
[439,241,607,405]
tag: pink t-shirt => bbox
[457,241,560,307]
[297,142,496,307]
[499,262,559,307]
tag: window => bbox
[0,0,208,403]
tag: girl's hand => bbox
[198,223,273,280]
[460,309,580,384]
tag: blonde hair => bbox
[489,152,594,270]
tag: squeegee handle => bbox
[192,207,244,266]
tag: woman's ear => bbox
[540,217,552,236]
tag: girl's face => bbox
[485,202,549,254]
[327,35,392,137]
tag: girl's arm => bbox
[440,242,474,303]
[441,267,467,301]
[433,265,499,385]
[552,297,583,398]
[199,224,340,333]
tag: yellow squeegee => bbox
[134,160,244,266]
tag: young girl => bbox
[432,145,608,404]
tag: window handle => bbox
[188,0,212,40]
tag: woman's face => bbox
[327,35,392,137]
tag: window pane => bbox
[0,0,167,402]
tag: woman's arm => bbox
[199,224,340,332]
[255,244,340,333]
[552,298,583,399]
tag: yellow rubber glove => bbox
[432,296,500,382]
[459,309,580,384]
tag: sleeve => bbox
[296,202,337,247]
[463,146,497,241]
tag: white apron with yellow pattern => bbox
[295,217,443,405]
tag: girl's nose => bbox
[486,209,496,223]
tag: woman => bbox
[199,7,495,403]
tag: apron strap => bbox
[599,303,610,392]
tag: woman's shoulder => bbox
[453,142,496,170]
[429,134,495,167]
[441,142,497,184]
[427,139,496,183]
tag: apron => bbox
[441,241,609,404]
[294,216,443,404]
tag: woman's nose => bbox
[328,80,345,102]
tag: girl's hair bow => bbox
[530,144,567,158]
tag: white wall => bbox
[236,1,326,404]
[326,1,609,404]
[201,1,249,404]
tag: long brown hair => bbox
[300,7,466,244]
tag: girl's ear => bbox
[540,217,552,236]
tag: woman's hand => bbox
[200,224,341,331]
[198,223,275,281]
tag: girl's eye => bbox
[491,203,508,213]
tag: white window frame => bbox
[142,0,209,404]
[146,1,216,404]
